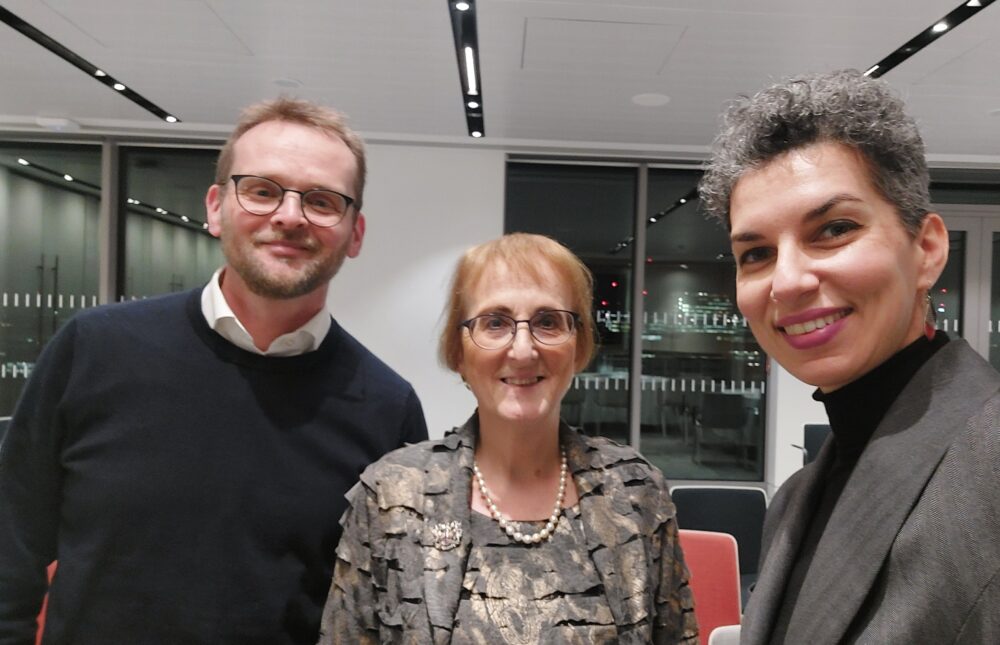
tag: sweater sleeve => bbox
[0,320,77,643]
[400,388,428,446]
[318,481,381,645]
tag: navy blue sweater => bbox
[0,288,428,644]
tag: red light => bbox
[646,257,653,263]
[642,289,648,296]
[610,281,618,288]
[600,299,608,306]
[940,288,947,293]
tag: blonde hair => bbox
[439,233,597,373]
[214,97,367,209]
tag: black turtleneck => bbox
[768,332,949,643]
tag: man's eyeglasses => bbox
[460,310,580,350]
[225,175,355,228]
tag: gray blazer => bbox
[741,339,1000,644]
[319,416,698,644]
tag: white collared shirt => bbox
[200,267,331,356]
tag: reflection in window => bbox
[121,148,223,299]
[505,162,767,481]
[0,144,102,416]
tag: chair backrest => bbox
[36,561,57,645]
[803,424,831,464]
[678,529,742,645]
[707,624,741,645]
[670,485,767,576]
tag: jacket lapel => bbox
[785,340,998,642]
[741,440,834,645]
[420,419,476,644]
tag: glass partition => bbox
[0,144,102,416]
[506,162,637,444]
[121,147,222,299]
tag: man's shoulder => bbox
[327,322,416,393]
[71,289,195,328]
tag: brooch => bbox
[430,521,463,551]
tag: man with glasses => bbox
[0,98,428,644]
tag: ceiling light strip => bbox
[609,186,699,255]
[447,0,484,137]
[0,6,180,123]
[864,0,996,78]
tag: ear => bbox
[346,212,366,259]
[205,183,224,238]
[914,212,949,291]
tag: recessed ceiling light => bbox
[679,198,687,204]
[164,115,178,123]
[113,82,126,91]
[967,0,981,7]
[17,158,29,166]
[471,131,483,138]
[467,101,480,109]
[202,223,209,230]
[932,21,949,32]
[180,215,189,222]
[94,69,106,77]
[631,93,670,107]
[455,1,470,10]
[63,174,73,182]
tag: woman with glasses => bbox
[319,233,697,644]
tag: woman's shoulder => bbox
[357,429,467,491]
[567,428,669,491]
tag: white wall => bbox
[327,143,505,437]
[765,362,828,496]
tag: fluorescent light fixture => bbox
[464,46,478,95]
[471,131,483,138]
[63,174,73,181]
[932,21,949,32]
[467,100,479,109]
[863,64,879,76]
[113,82,126,91]
[164,115,177,123]
[17,158,29,165]
[455,1,470,9]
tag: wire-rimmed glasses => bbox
[461,310,580,350]
[226,175,355,228]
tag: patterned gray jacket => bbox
[319,415,699,644]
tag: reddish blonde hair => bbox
[439,233,597,373]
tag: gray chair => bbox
[792,423,831,465]
[670,485,767,610]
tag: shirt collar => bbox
[200,267,331,356]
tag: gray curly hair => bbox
[698,69,931,235]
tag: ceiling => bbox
[0,0,997,164]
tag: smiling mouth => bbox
[502,377,544,386]
[779,310,850,336]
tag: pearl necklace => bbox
[472,448,568,545]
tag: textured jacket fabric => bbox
[0,288,428,645]
[740,340,1000,644]
[320,416,699,644]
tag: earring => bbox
[924,293,936,341]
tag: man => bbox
[0,98,428,644]
[699,70,1000,643]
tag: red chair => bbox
[36,562,56,645]
[678,529,741,645]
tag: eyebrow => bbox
[730,193,863,243]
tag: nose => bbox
[269,191,308,229]
[507,324,538,361]
[769,246,819,303]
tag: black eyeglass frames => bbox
[224,175,355,228]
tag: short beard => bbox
[220,221,349,300]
